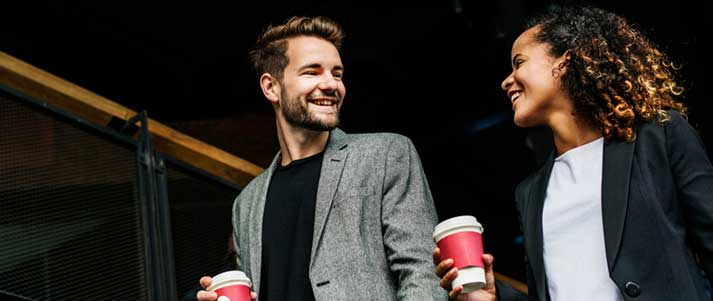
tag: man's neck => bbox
[276,119,330,166]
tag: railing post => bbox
[132,111,177,301]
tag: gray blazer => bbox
[232,129,446,301]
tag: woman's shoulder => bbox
[638,109,686,129]
[636,109,693,142]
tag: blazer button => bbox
[625,281,641,297]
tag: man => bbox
[197,16,445,300]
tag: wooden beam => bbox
[0,51,263,188]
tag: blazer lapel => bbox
[310,129,349,265]
[527,152,554,301]
[601,139,635,271]
[248,153,280,294]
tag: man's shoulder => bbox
[344,132,413,149]
[237,169,271,199]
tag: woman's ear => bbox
[259,73,281,105]
[551,50,571,78]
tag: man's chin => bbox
[301,123,338,132]
[296,118,339,132]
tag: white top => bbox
[542,137,623,301]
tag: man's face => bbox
[278,36,346,131]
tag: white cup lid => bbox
[208,270,251,291]
[433,215,483,242]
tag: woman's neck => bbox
[549,111,602,156]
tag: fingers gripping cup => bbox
[433,215,485,293]
[207,270,252,301]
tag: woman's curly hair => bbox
[526,5,686,142]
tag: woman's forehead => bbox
[513,27,540,48]
[511,27,553,57]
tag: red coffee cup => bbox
[207,270,252,301]
[433,215,485,293]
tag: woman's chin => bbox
[512,114,530,128]
[513,115,542,128]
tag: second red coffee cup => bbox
[207,270,252,301]
[433,215,485,293]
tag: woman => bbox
[434,5,713,301]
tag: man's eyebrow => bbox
[297,63,344,72]
[298,63,322,71]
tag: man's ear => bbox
[259,73,281,104]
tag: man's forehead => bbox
[285,37,342,68]
[286,36,336,53]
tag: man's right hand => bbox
[433,247,497,301]
[196,276,258,301]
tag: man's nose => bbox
[319,74,339,91]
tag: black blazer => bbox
[514,111,713,300]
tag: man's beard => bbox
[281,88,341,131]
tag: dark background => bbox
[3,0,711,282]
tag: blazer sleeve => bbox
[514,180,540,301]
[380,135,446,301]
[231,192,244,271]
[665,112,713,285]
[231,176,262,274]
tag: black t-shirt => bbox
[259,152,323,301]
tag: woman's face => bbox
[501,26,569,128]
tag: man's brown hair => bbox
[249,16,345,80]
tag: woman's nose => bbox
[501,73,514,91]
